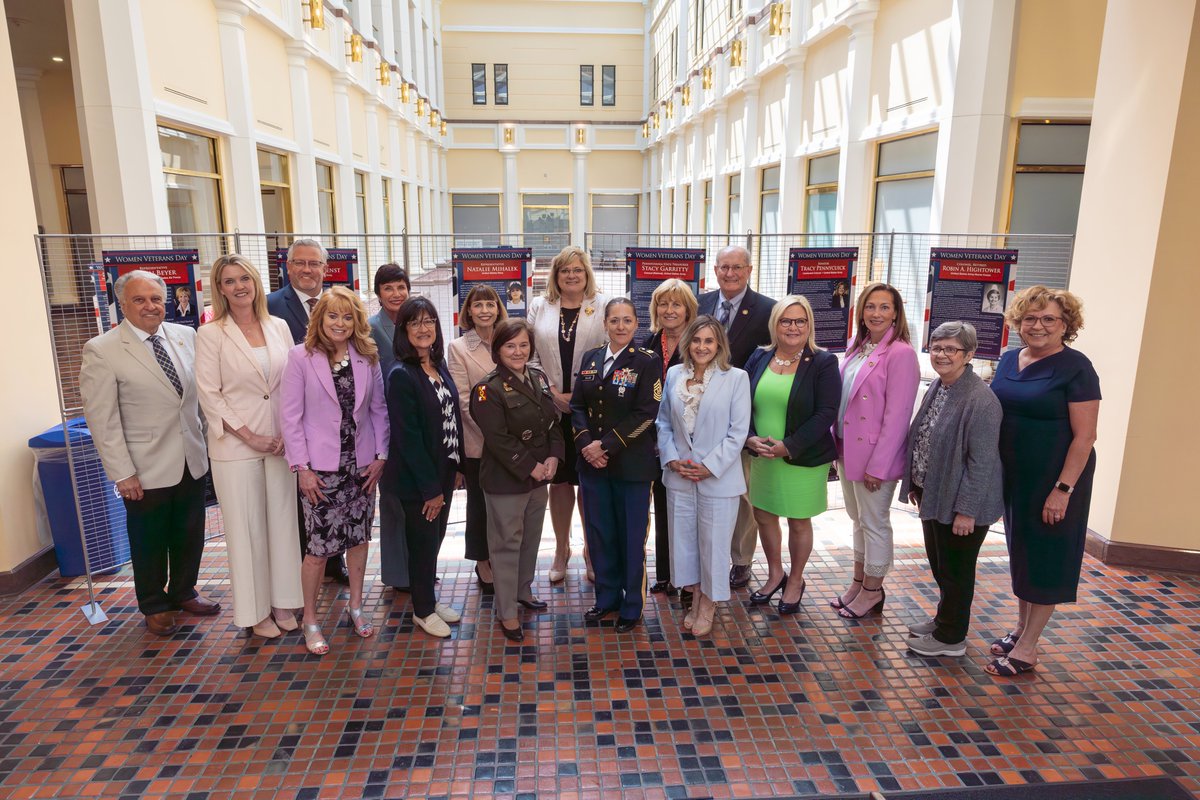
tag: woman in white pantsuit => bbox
[656,316,751,636]
[196,254,303,638]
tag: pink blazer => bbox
[836,327,921,482]
[280,342,389,472]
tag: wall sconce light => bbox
[400,82,411,104]
[378,61,391,86]
[664,101,673,120]
[416,97,425,117]
[769,3,787,36]
[440,120,447,136]
[302,0,324,29]
[702,65,713,90]
[642,121,649,138]
[651,112,660,129]
[430,109,438,125]
[575,128,586,145]
[503,127,515,144]
[730,40,744,67]
[346,32,363,62]
[681,85,692,106]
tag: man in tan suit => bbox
[80,270,218,635]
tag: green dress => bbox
[749,368,830,518]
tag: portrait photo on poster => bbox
[980,283,1005,314]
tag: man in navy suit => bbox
[265,238,350,584]
[697,245,774,590]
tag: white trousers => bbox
[211,455,303,626]
[839,461,897,578]
[666,483,739,602]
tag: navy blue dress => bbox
[991,347,1101,604]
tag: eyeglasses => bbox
[559,268,586,276]
[778,318,808,328]
[929,345,966,356]
[289,260,326,269]
[716,263,750,273]
[1020,315,1062,327]
[406,318,437,329]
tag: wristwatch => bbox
[291,463,310,473]
[1054,481,1074,494]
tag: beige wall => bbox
[758,67,788,162]
[308,64,337,152]
[802,30,848,144]
[1011,0,1106,114]
[869,0,952,129]
[447,149,504,187]
[585,151,643,190]
[246,17,294,140]
[516,150,572,190]
[143,0,227,118]
[0,21,64,573]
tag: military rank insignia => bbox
[653,378,663,401]
[476,385,488,402]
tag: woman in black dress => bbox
[988,286,1100,676]
[383,297,466,639]
[642,278,698,597]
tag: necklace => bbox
[560,307,580,343]
[861,340,879,357]
[332,351,350,370]
[773,350,802,367]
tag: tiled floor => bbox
[1,499,1198,800]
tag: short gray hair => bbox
[114,270,167,304]
[930,320,978,354]
[716,244,752,268]
[288,237,328,263]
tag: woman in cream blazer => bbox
[195,255,303,639]
[655,316,751,636]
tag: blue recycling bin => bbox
[28,418,130,577]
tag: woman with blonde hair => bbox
[196,254,302,639]
[743,296,841,616]
[643,279,699,597]
[281,287,389,655]
[986,286,1100,676]
[527,245,610,582]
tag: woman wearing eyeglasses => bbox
[899,322,1003,659]
[985,286,1100,677]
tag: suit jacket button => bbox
[857,437,863,442]
[861,395,868,400]
[263,394,270,400]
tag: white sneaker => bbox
[907,618,937,637]
[906,633,966,657]
[413,612,451,638]
[434,603,461,624]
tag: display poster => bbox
[452,247,532,329]
[786,247,858,352]
[923,248,1018,360]
[101,249,202,330]
[273,248,359,291]
[625,247,705,341]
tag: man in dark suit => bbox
[697,245,774,589]
[265,238,350,584]
[80,270,220,636]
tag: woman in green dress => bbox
[743,295,842,614]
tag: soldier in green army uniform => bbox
[469,319,564,643]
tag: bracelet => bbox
[290,463,310,473]
[1054,481,1074,494]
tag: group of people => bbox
[79,239,1100,676]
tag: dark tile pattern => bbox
[0,506,1198,800]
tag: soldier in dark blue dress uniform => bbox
[570,298,663,632]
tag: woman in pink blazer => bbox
[830,282,920,619]
[280,287,389,655]
[196,254,303,639]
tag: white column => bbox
[502,150,519,235]
[639,154,650,234]
[779,54,807,232]
[387,115,404,233]
[648,146,661,232]
[429,146,444,234]
[712,105,730,236]
[214,0,265,232]
[931,0,1018,233]
[14,69,62,233]
[331,75,358,234]
[439,149,450,233]
[737,87,760,234]
[572,148,588,246]
[836,11,877,233]
[286,44,319,232]
[66,0,169,233]
[689,121,705,235]
[365,98,384,236]
[673,131,688,234]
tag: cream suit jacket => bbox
[79,320,209,490]
[195,316,293,461]
[526,292,610,393]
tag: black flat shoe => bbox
[615,616,641,633]
[728,564,752,589]
[584,606,616,622]
[777,579,806,615]
[498,620,524,643]
[475,565,495,595]
[649,581,673,595]
[750,572,788,605]
[517,597,548,611]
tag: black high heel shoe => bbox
[475,564,494,595]
[837,587,885,619]
[750,572,788,605]
[829,578,863,609]
[777,579,806,615]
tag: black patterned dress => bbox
[302,361,373,558]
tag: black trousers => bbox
[651,479,671,583]
[918,494,989,644]
[462,458,490,562]
[401,498,450,618]
[123,469,206,615]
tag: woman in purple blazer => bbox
[829,282,920,619]
[281,287,389,655]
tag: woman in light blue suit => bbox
[656,316,751,636]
